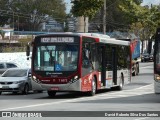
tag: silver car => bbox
[0,68,32,95]
[0,62,18,75]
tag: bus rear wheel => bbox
[88,77,96,96]
[132,64,137,76]
[116,75,124,90]
[136,64,139,75]
[47,91,56,97]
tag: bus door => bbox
[106,46,117,86]
[98,45,117,87]
[112,47,117,85]
[98,45,106,86]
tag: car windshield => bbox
[2,69,28,77]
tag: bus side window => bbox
[82,50,91,68]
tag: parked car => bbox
[0,62,18,75]
[141,53,150,62]
[0,68,32,95]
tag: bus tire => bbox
[116,75,124,90]
[22,84,29,95]
[47,91,56,97]
[88,77,96,96]
[132,64,137,76]
[136,64,139,75]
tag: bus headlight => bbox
[69,76,79,84]
[155,74,160,81]
[74,76,78,79]
[32,76,41,83]
[32,76,36,80]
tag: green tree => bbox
[89,0,144,32]
[0,0,66,31]
[0,0,11,27]
[120,1,160,40]
[71,0,104,19]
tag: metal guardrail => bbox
[0,47,26,53]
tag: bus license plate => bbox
[51,87,59,90]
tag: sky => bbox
[64,0,72,13]
[141,0,160,6]
[64,0,160,13]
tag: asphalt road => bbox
[0,62,160,120]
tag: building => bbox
[67,17,77,32]
[0,28,14,40]
[42,17,63,32]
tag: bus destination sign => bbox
[41,37,74,43]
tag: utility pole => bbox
[103,0,106,34]
[77,16,85,32]
[76,0,88,33]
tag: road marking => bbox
[140,66,152,69]
[134,117,149,120]
[0,84,154,111]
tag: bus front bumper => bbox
[32,79,81,92]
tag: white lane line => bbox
[134,117,149,120]
[0,84,153,111]
[140,66,153,69]
[0,99,77,111]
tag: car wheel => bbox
[33,90,43,93]
[12,91,18,94]
[23,84,29,95]
[47,91,56,97]
[0,92,2,95]
[37,90,43,93]
[88,77,97,96]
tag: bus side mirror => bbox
[26,45,30,57]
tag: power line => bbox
[106,0,118,9]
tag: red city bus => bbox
[26,33,131,97]
[154,28,160,94]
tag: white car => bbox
[0,68,32,95]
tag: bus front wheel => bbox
[47,91,56,97]
[88,77,97,96]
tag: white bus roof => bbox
[99,37,130,46]
[36,32,130,46]
[77,33,130,46]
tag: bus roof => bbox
[35,32,130,46]
[99,37,130,46]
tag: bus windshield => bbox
[34,44,79,72]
